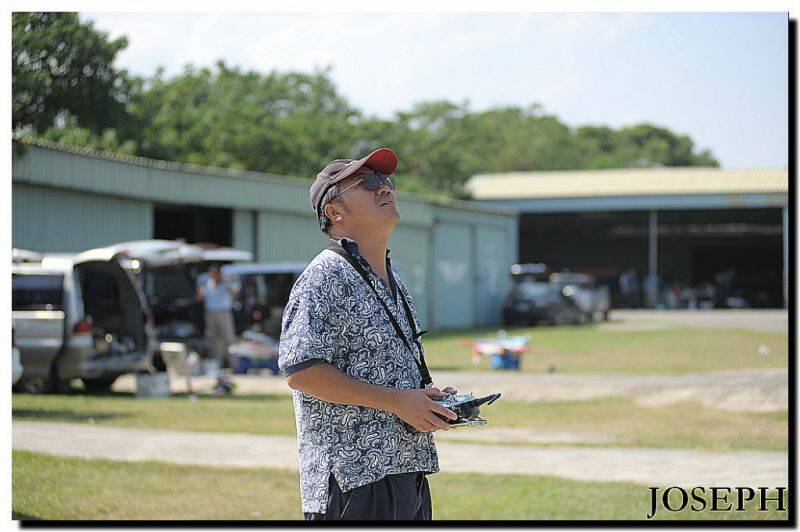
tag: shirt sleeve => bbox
[278,265,350,376]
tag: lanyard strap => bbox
[326,241,433,388]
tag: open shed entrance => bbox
[153,204,232,247]
[518,207,784,308]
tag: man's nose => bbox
[375,181,392,195]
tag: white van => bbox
[12,247,156,393]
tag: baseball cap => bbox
[309,148,398,217]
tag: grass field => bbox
[12,324,789,521]
[12,392,788,451]
[12,451,789,521]
[422,326,788,373]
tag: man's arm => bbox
[286,362,457,433]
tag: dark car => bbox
[548,272,611,322]
[221,262,306,336]
[502,280,583,326]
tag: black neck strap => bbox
[326,240,433,388]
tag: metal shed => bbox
[466,167,790,309]
[12,139,518,330]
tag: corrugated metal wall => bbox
[432,222,474,329]
[257,212,328,263]
[12,141,517,330]
[232,209,256,252]
[13,183,152,253]
[389,224,432,327]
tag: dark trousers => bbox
[304,472,432,521]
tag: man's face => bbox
[327,167,400,230]
[209,267,222,282]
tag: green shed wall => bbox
[13,183,153,253]
[12,141,517,330]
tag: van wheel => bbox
[18,366,69,394]
[17,376,52,394]
[83,377,118,394]
[152,351,167,372]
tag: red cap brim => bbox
[363,147,398,175]
[327,148,399,187]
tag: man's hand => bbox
[285,363,458,433]
[390,388,457,433]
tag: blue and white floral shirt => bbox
[278,238,439,514]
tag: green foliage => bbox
[12,13,133,134]
[13,15,720,197]
[128,62,362,175]
[35,125,138,156]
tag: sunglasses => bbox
[330,172,396,200]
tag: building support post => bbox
[783,206,789,309]
[648,210,658,308]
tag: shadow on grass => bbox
[14,390,291,403]
[176,392,289,402]
[12,511,41,521]
[12,409,132,422]
[423,366,466,372]
[12,388,138,399]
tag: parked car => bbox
[509,263,550,283]
[12,321,23,385]
[12,247,156,393]
[548,272,611,322]
[95,240,209,369]
[221,262,306,336]
[502,280,584,326]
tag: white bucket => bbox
[135,372,171,398]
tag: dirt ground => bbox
[599,309,788,333]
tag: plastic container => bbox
[135,372,171,398]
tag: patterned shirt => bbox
[278,238,439,514]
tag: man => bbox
[196,265,238,368]
[278,148,457,521]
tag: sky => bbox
[82,11,789,169]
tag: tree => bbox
[12,14,719,196]
[12,12,133,133]
[128,62,362,177]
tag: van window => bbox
[265,273,296,307]
[13,273,65,311]
[149,266,195,300]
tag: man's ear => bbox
[323,202,345,222]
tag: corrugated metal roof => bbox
[465,167,789,200]
[14,137,516,216]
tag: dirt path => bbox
[114,366,788,413]
[13,421,788,488]
[600,309,788,333]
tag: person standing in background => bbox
[618,267,640,308]
[196,265,239,368]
